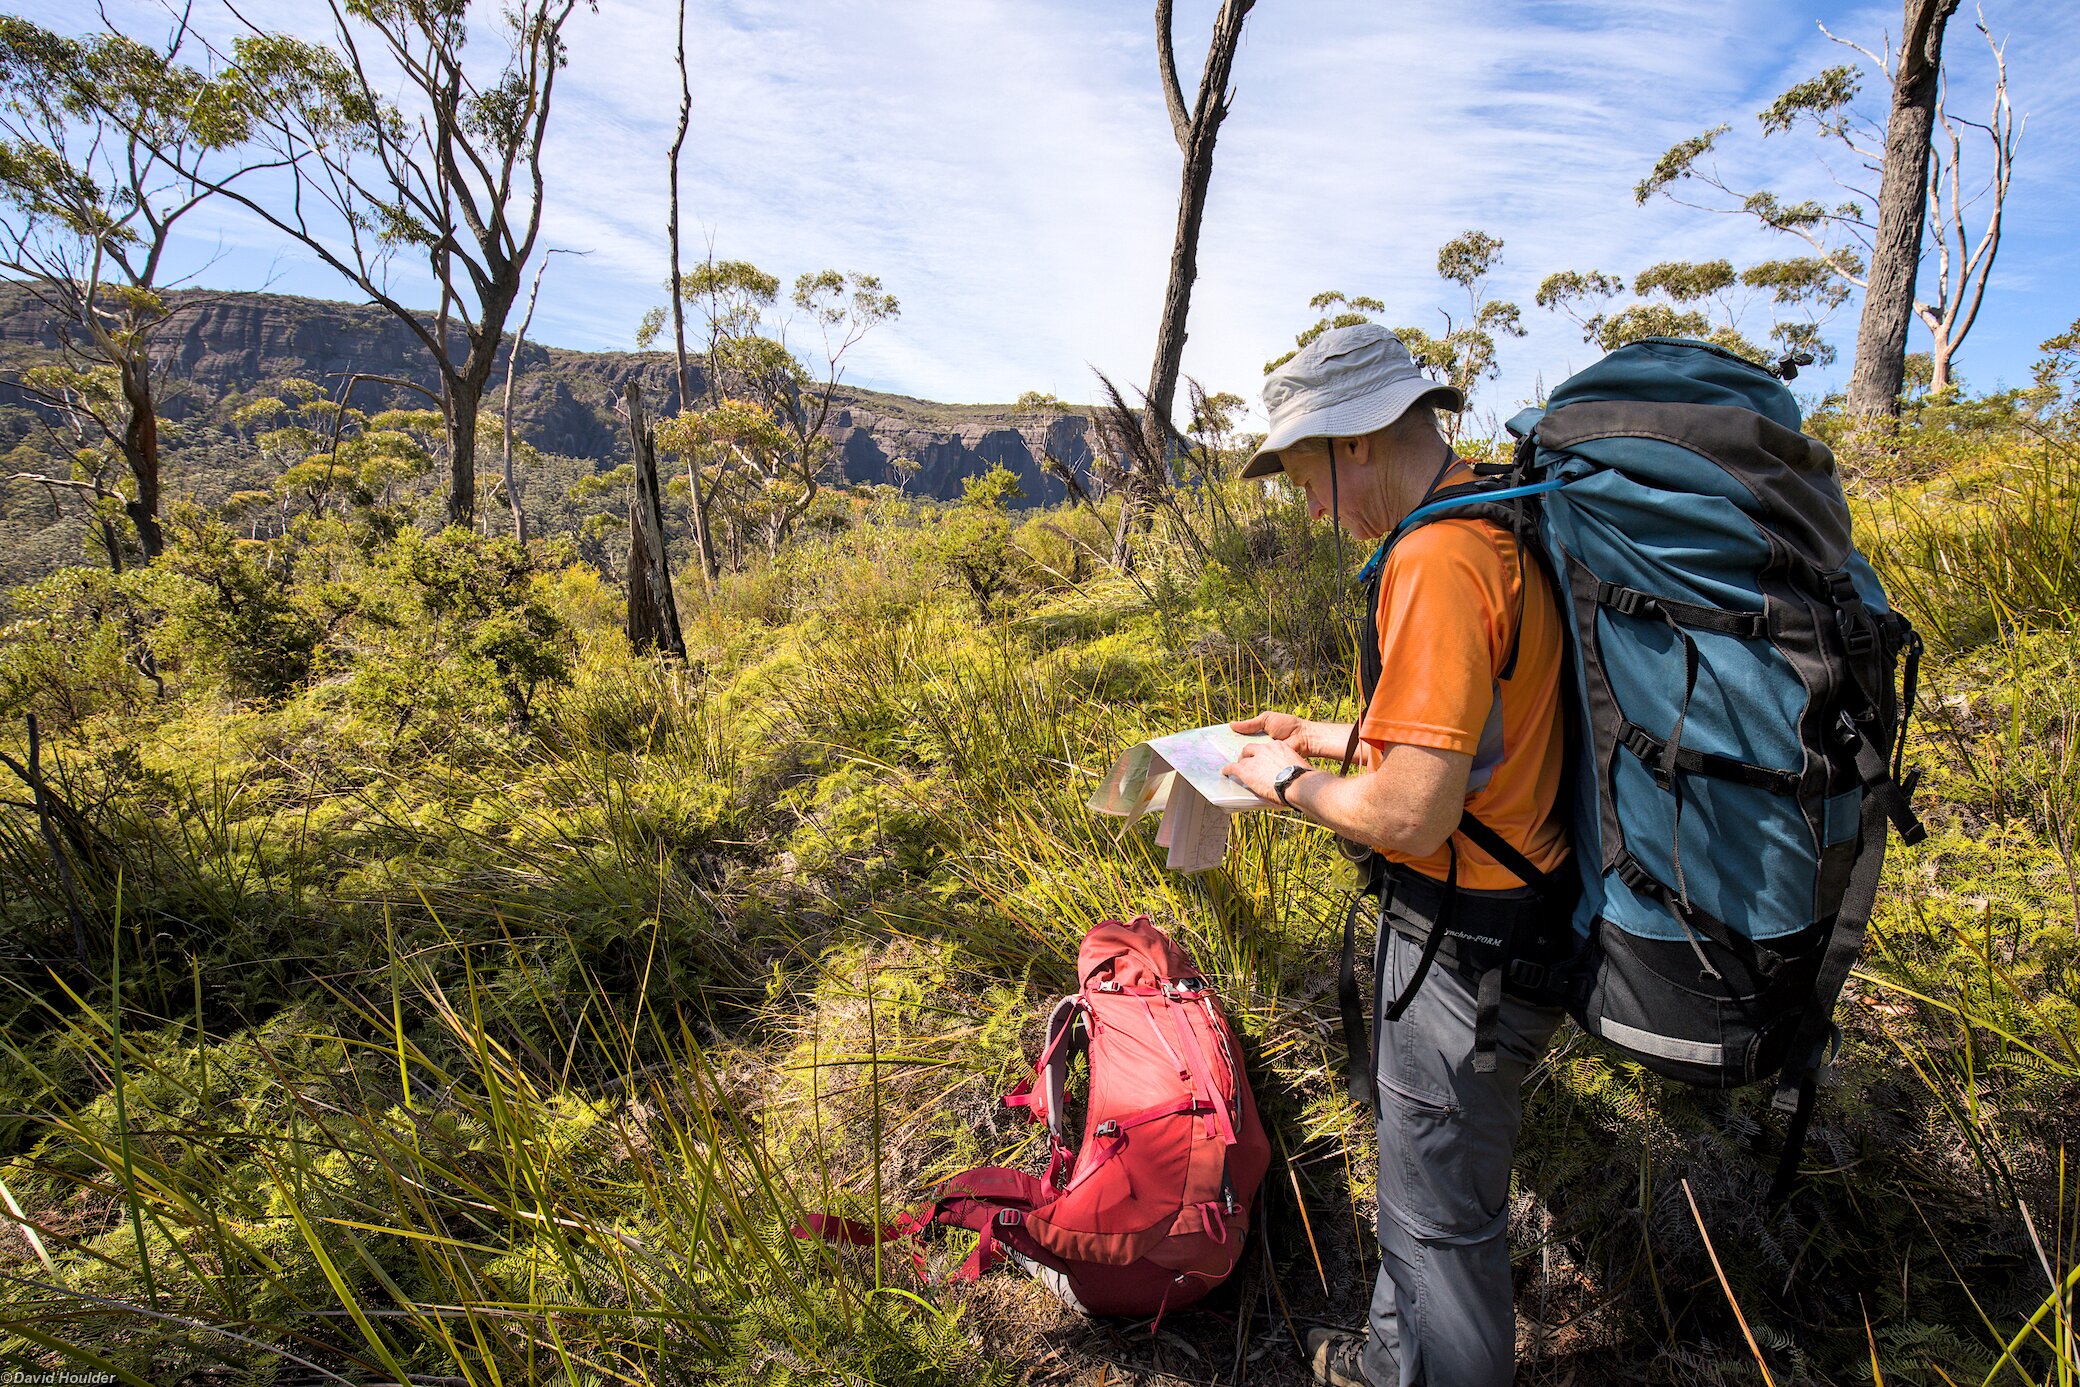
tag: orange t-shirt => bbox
[1358,510,1569,892]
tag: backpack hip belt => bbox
[1374,859,1575,998]
[1337,838,1575,1106]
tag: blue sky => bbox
[26,0,2080,432]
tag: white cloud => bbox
[18,0,2080,412]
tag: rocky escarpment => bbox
[0,285,1104,506]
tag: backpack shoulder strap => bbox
[1332,476,1573,1108]
[1002,995,1088,1188]
[1454,810,1561,896]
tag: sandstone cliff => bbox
[0,285,1104,506]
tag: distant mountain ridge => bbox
[0,285,1102,505]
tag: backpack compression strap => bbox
[1766,695,1928,1205]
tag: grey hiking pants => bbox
[1363,908,1565,1387]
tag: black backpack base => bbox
[1573,912,1832,1090]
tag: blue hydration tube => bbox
[1357,478,1572,582]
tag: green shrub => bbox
[155,507,326,700]
[928,464,1027,617]
[0,566,160,728]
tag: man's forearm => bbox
[1280,746,1465,859]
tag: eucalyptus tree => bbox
[639,257,780,582]
[1393,231,1524,442]
[1537,257,1850,366]
[1849,0,1962,413]
[0,13,247,563]
[1637,2,2012,410]
[192,0,592,527]
[1266,233,1525,444]
[644,261,897,563]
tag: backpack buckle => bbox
[994,1209,1023,1228]
[1604,584,1658,619]
[1508,958,1549,991]
[1620,723,1674,789]
[1094,1120,1121,1139]
[1836,607,1876,656]
[1165,977,1206,998]
[1616,856,1657,895]
[1825,571,1878,656]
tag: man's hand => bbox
[1220,738,1307,805]
[1230,710,1355,762]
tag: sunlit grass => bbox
[2,437,2078,1383]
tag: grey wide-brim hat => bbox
[1242,323,1464,479]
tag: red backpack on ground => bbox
[798,916,1271,1318]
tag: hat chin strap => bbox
[1329,444,1343,564]
[1329,446,1352,643]
[1327,440,1458,570]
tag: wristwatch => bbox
[1271,764,1311,808]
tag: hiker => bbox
[1219,323,1572,1387]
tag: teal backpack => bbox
[1343,338,1924,1199]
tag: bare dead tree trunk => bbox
[625,494,656,648]
[1917,17,2017,394]
[623,382,687,659]
[667,0,719,591]
[1846,0,1960,419]
[1113,0,1256,570]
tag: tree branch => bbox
[1154,0,1193,152]
[6,472,123,502]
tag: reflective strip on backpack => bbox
[1590,1014,1725,1068]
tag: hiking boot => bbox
[1304,1327,1371,1387]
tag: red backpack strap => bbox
[929,1166,1054,1280]
[1061,1094,1216,1192]
[1163,989,1241,1149]
[793,1207,934,1274]
[792,1166,1055,1283]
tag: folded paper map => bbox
[1088,723,1280,872]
